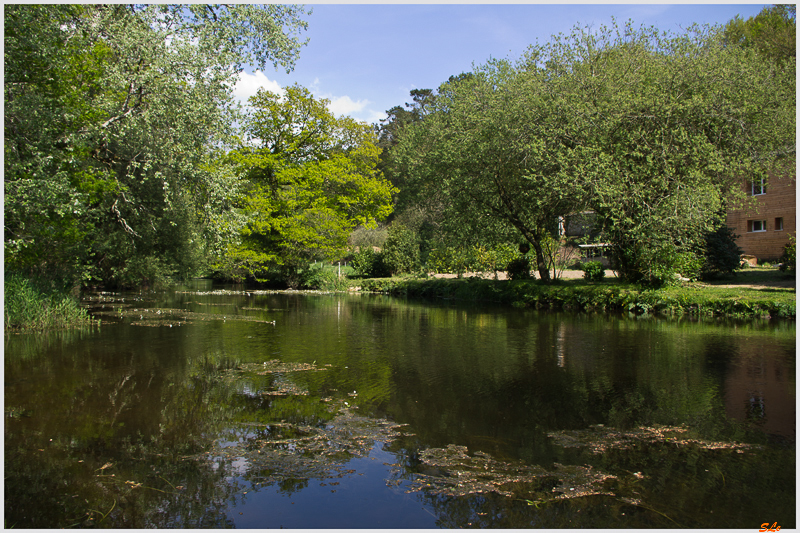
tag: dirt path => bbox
[430,270,615,281]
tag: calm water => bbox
[4,283,796,528]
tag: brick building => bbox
[726,172,796,261]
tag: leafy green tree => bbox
[392,64,589,282]
[220,85,396,284]
[561,22,794,285]
[5,4,310,287]
[393,20,794,285]
[723,4,796,63]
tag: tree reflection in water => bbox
[4,291,795,528]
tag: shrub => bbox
[674,251,704,281]
[779,235,795,272]
[610,240,684,287]
[580,261,605,281]
[300,265,349,291]
[700,225,742,279]
[382,224,420,275]
[506,256,532,280]
[350,247,391,278]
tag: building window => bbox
[751,177,766,196]
[748,220,767,232]
[775,217,784,231]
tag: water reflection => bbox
[4,289,795,528]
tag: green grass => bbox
[701,265,794,287]
[350,272,795,319]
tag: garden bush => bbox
[506,256,532,280]
[700,225,742,279]
[300,265,350,291]
[580,261,605,281]
[350,247,390,278]
[779,235,795,272]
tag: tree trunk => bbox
[530,238,551,283]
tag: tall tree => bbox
[393,20,794,284]
[219,85,396,284]
[723,4,796,64]
[5,4,310,287]
[392,65,589,281]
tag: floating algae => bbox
[85,299,277,327]
[405,444,616,502]
[402,424,763,506]
[547,424,761,454]
[179,359,414,491]
[194,402,413,488]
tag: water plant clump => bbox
[5,273,95,330]
[405,444,617,502]
[547,424,762,454]
[84,297,278,327]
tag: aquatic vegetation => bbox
[84,298,277,327]
[547,424,761,454]
[406,444,617,502]
[194,401,413,489]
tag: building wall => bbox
[726,172,796,261]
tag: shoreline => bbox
[351,276,796,320]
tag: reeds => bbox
[4,274,93,330]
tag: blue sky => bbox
[234,4,769,125]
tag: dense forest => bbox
[4,5,796,325]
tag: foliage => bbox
[580,261,606,282]
[4,273,94,330]
[4,4,311,288]
[300,264,351,291]
[381,224,420,275]
[391,20,794,287]
[700,225,743,280]
[220,85,396,284]
[350,247,391,278]
[375,89,436,193]
[362,276,795,319]
[540,235,581,280]
[722,4,796,64]
[506,257,533,281]
[469,243,519,279]
[391,65,586,282]
[779,235,795,272]
[349,224,388,250]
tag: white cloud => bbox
[234,71,283,105]
[327,95,371,117]
[235,74,381,124]
[363,109,388,124]
[311,84,380,123]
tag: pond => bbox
[4,282,796,528]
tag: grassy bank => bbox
[352,276,796,319]
[4,274,95,331]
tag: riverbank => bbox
[4,274,96,331]
[351,273,796,319]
